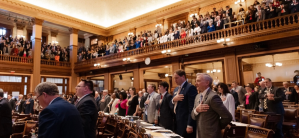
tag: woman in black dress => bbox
[126,87,139,116]
[116,92,128,116]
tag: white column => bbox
[84,33,93,50]
[12,23,17,38]
[70,28,79,94]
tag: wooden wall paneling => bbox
[133,67,140,91]
[224,54,238,84]
[166,12,189,30]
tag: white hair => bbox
[196,73,213,86]
[103,90,108,93]
[0,88,3,92]
[283,82,289,85]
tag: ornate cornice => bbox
[69,28,79,34]
[31,18,44,26]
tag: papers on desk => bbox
[145,126,164,130]
[162,133,182,138]
[231,121,249,126]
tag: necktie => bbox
[174,86,182,114]
[200,94,203,104]
[264,88,269,109]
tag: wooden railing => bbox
[41,59,71,67]
[0,54,33,63]
[78,13,299,66]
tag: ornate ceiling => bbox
[19,0,182,28]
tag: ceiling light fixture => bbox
[206,62,221,74]
[216,38,230,46]
[161,50,171,55]
[189,13,198,17]
[128,32,134,36]
[123,58,131,62]
[265,55,282,69]
[155,24,162,27]
[94,63,100,68]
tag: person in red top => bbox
[254,72,265,86]
[10,44,18,56]
[273,0,280,8]
[180,28,187,45]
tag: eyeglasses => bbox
[76,85,85,88]
[36,93,43,99]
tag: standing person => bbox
[217,83,236,121]
[7,94,15,112]
[171,70,197,138]
[227,84,239,109]
[282,82,298,103]
[0,89,12,138]
[157,81,174,131]
[15,94,25,113]
[99,90,111,112]
[191,73,232,138]
[126,87,139,116]
[244,83,258,110]
[254,72,265,86]
[231,81,246,106]
[95,91,101,111]
[23,93,34,114]
[75,80,98,138]
[116,92,128,116]
[35,82,84,138]
[143,84,160,124]
[106,92,119,114]
[258,78,284,138]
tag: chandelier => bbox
[265,55,282,69]
[207,62,221,73]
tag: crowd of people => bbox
[77,0,299,62]
[0,69,298,138]
[0,36,70,62]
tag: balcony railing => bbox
[75,13,299,67]
[41,60,71,67]
[0,55,33,63]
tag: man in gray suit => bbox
[232,81,246,106]
[143,84,160,124]
[191,73,232,138]
[99,90,111,112]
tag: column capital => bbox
[83,33,93,39]
[51,31,58,37]
[69,28,79,34]
[31,18,44,26]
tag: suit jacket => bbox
[215,20,224,30]
[225,8,233,18]
[23,98,34,114]
[95,96,101,111]
[139,92,148,109]
[38,97,84,138]
[258,86,285,114]
[171,82,197,137]
[157,92,174,130]
[144,92,160,123]
[256,10,266,21]
[16,99,25,113]
[191,89,232,138]
[75,94,98,138]
[200,21,208,34]
[8,99,16,111]
[281,87,298,103]
[100,95,111,112]
[0,98,12,136]
[230,90,240,109]
[174,30,180,40]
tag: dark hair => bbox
[159,81,169,92]
[28,93,32,97]
[217,83,230,96]
[129,87,137,95]
[114,92,120,99]
[227,84,232,87]
[175,69,187,79]
[81,79,94,91]
[149,84,157,91]
[231,81,238,85]
[265,78,272,82]
[0,92,3,97]
[119,92,127,100]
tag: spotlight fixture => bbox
[7,14,11,21]
[14,17,18,23]
[94,63,100,68]
[21,18,25,24]
[216,38,230,46]
[155,24,162,27]
[161,49,171,55]
[128,32,134,36]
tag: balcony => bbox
[74,13,299,73]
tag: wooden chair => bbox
[282,102,295,105]
[127,131,139,138]
[245,125,274,138]
[12,115,19,122]
[222,125,247,138]
[97,116,113,138]
[240,109,256,124]
[116,122,126,138]
[248,114,268,128]
[23,120,38,137]
[12,122,25,133]
[282,107,299,137]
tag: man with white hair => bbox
[191,73,232,138]
[99,90,111,112]
[282,81,297,103]
[0,88,12,138]
[15,94,25,113]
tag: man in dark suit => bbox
[225,6,233,19]
[23,93,34,114]
[191,16,200,29]
[15,94,25,113]
[258,78,285,138]
[215,16,224,30]
[191,73,232,138]
[228,84,239,109]
[75,80,98,138]
[171,70,197,138]
[282,82,298,103]
[7,94,16,111]
[99,90,111,112]
[0,89,12,138]
[157,81,174,130]
[35,82,84,138]
[95,91,101,111]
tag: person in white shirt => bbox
[169,29,175,41]
[106,92,119,114]
[217,83,236,121]
[147,34,153,46]
[159,33,164,44]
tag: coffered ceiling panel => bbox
[19,0,181,27]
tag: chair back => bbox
[222,125,247,138]
[282,102,295,105]
[128,131,139,138]
[23,120,37,136]
[249,114,268,128]
[12,116,19,122]
[240,109,256,124]
[116,122,126,138]
[12,122,25,133]
[245,125,274,138]
[284,107,298,122]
